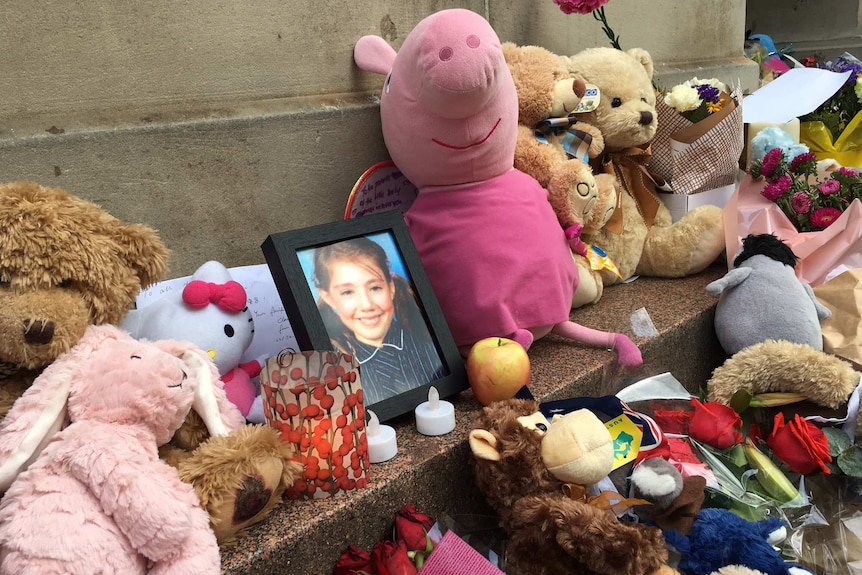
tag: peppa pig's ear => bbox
[354,35,397,76]
[0,324,124,492]
[156,340,246,437]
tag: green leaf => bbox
[730,389,752,414]
[837,446,862,477]
[823,427,852,457]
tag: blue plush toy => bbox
[749,126,809,165]
[664,507,798,575]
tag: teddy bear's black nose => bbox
[22,320,54,345]
[639,111,654,126]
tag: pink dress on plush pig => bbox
[353,9,641,366]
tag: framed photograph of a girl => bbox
[262,211,467,422]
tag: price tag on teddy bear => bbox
[605,414,643,470]
[572,84,601,114]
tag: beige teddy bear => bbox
[502,42,619,306]
[564,47,726,286]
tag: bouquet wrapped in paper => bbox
[724,146,862,286]
[651,78,744,195]
[800,52,862,167]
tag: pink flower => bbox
[760,148,784,178]
[819,179,841,195]
[761,175,791,201]
[839,167,859,177]
[791,192,811,214]
[553,0,610,14]
[789,152,816,173]
[810,207,843,229]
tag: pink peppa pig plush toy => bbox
[353,9,641,366]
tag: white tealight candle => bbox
[415,386,456,436]
[366,410,397,463]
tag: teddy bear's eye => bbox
[58,279,73,289]
[536,422,548,432]
[641,97,648,103]
[224,324,235,338]
[611,97,622,108]
[130,354,141,360]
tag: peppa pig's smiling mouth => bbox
[431,118,501,150]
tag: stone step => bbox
[219,262,728,575]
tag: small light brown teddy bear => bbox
[564,47,726,286]
[503,42,618,307]
[469,399,677,575]
[0,181,302,545]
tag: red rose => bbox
[334,545,371,575]
[767,413,832,475]
[394,504,435,552]
[370,540,417,575]
[688,399,744,449]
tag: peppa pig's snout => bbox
[417,32,505,120]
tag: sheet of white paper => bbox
[133,263,298,364]
[742,68,851,124]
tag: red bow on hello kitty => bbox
[182,280,247,313]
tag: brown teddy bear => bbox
[564,47,726,286]
[469,398,676,575]
[0,181,302,545]
[503,42,619,306]
[0,180,170,416]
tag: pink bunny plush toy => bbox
[0,324,243,574]
[353,9,641,366]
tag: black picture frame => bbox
[261,210,467,422]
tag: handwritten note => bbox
[134,263,298,364]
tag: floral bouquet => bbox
[724,143,862,286]
[799,52,862,167]
[651,77,744,196]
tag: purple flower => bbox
[810,207,843,229]
[791,192,812,214]
[760,148,784,178]
[695,84,721,104]
[762,175,791,201]
[789,152,817,173]
[819,179,841,195]
[825,55,862,86]
[839,167,859,177]
[553,0,610,14]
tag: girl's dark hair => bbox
[313,237,426,353]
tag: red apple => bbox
[466,337,531,406]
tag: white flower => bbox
[664,84,701,112]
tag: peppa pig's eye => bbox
[130,354,141,360]
[384,73,392,94]
[611,97,622,108]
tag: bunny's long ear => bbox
[161,341,246,437]
[0,324,120,492]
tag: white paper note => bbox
[742,67,851,124]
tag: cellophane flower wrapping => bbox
[651,85,744,195]
[800,52,862,167]
[723,174,862,286]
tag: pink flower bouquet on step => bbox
[724,147,862,286]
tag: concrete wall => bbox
[0,0,758,278]
[746,0,862,61]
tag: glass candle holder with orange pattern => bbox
[260,349,369,499]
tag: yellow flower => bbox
[706,101,723,114]
[855,74,862,103]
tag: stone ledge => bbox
[220,261,729,575]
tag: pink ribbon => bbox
[182,280,247,313]
[565,223,588,257]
